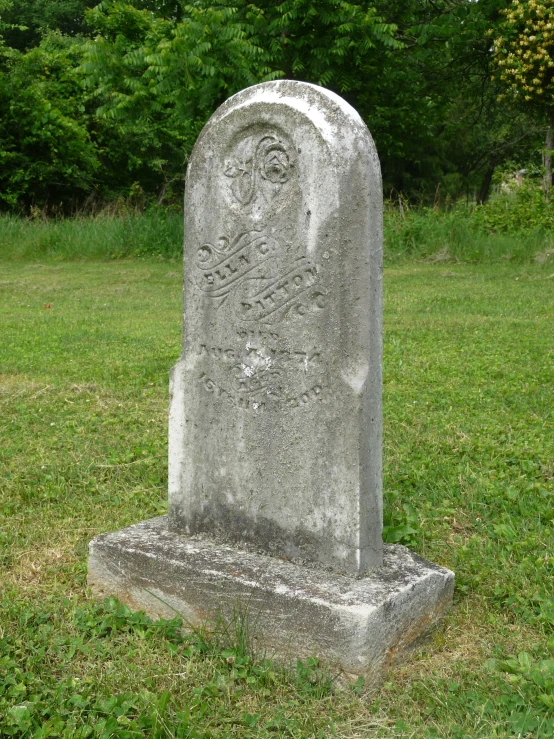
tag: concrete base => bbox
[88,517,454,683]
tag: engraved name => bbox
[193,227,324,324]
[237,261,321,321]
[195,230,276,298]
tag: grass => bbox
[0,257,553,737]
[2,203,554,264]
[384,206,554,264]
[0,210,184,260]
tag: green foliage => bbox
[0,0,545,209]
[0,27,191,211]
[3,205,554,264]
[0,595,335,738]
[0,256,553,736]
[384,199,554,263]
[474,182,554,233]
[0,0,92,50]
[79,0,278,194]
[363,0,538,200]
[485,652,554,735]
[82,0,400,108]
[381,261,554,637]
[0,33,98,210]
[73,597,185,641]
[382,491,418,546]
[492,0,554,110]
[77,0,400,203]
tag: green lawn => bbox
[1,259,553,738]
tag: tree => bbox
[81,0,401,119]
[0,0,93,50]
[491,0,554,191]
[364,0,538,202]
[0,32,99,210]
[0,0,546,210]
[78,0,401,202]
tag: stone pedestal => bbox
[89,517,453,682]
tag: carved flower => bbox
[196,244,213,264]
[224,162,254,205]
[260,147,290,184]
[223,134,292,206]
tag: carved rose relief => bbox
[223,130,295,211]
[260,143,290,184]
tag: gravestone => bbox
[168,79,383,576]
[88,81,454,682]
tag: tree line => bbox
[0,0,551,214]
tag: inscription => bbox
[194,230,324,323]
[286,384,323,408]
[236,328,280,341]
[194,126,326,325]
[195,230,277,298]
[199,373,323,411]
[198,344,320,370]
[237,261,322,321]
[198,333,324,411]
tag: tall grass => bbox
[384,205,554,264]
[0,209,184,260]
[1,197,554,265]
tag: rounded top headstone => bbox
[169,81,383,576]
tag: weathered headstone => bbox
[89,81,454,682]
[168,80,383,576]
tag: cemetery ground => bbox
[0,256,553,738]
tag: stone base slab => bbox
[88,516,454,683]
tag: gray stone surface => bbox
[168,80,383,576]
[89,517,454,680]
